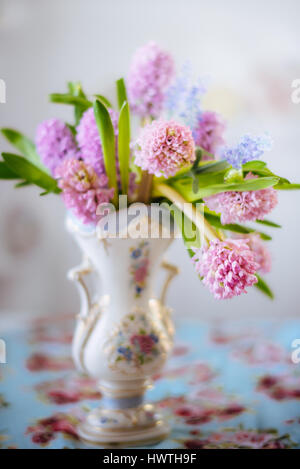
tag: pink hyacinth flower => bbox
[128,41,174,118]
[76,107,119,176]
[248,233,272,274]
[135,119,195,177]
[55,158,114,225]
[36,119,78,175]
[193,111,226,158]
[192,238,259,300]
[205,174,278,224]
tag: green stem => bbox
[137,172,153,204]
[154,182,220,243]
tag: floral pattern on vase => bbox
[129,241,150,297]
[104,312,169,375]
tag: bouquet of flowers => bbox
[1,42,299,301]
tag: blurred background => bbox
[0,0,299,325]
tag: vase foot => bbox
[78,403,169,447]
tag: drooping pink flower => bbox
[248,233,272,274]
[76,107,119,176]
[36,119,78,175]
[128,41,174,118]
[192,238,258,300]
[193,111,226,158]
[55,158,114,225]
[204,174,278,224]
[135,119,195,177]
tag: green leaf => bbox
[192,176,199,194]
[195,147,203,163]
[67,82,88,125]
[274,183,300,190]
[242,160,267,171]
[256,219,281,228]
[93,99,118,206]
[66,124,76,136]
[118,101,130,195]
[254,274,274,299]
[0,161,19,179]
[49,93,92,108]
[15,180,31,188]
[1,128,44,169]
[195,159,230,174]
[172,176,280,201]
[2,153,60,194]
[196,146,215,160]
[190,149,202,193]
[94,95,113,109]
[204,211,272,240]
[242,160,290,185]
[192,149,202,170]
[116,78,127,110]
[167,203,202,249]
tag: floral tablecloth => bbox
[1,314,300,449]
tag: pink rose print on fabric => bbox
[153,362,216,383]
[26,413,80,446]
[26,412,82,446]
[26,353,74,372]
[232,341,290,366]
[183,429,295,449]
[34,374,101,404]
[157,393,246,426]
[172,344,190,357]
[257,374,300,401]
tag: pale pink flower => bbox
[193,111,226,158]
[55,158,114,225]
[36,119,78,175]
[76,107,119,176]
[135,119,195,177]
[248,234,271,274]
[192,238,258,300]
[128,41,174,118]
[205,174,278,224]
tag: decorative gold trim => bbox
[98,382,152,398]
[160,260,179,304]
[79,430,169,448]
[80,419,163,435]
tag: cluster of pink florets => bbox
[193,111,226,157]
[36,119,78,175]
[135,119,195,177]
[248,234,271,274]
[34,42,279,302]
[76,107,119,176]
[205,175,278,224]
[55,158,114,225]
[128,41,174,118]
[192,239,259,300]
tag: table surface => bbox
[1,314,300,449]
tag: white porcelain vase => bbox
[66,207,178,446]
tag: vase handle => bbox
[159,260,179,305]
[68,256,93,320]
